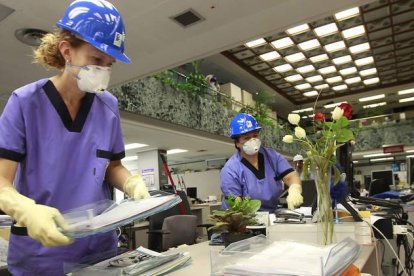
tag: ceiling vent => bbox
[171,9,204,28]
[15,28,48,46]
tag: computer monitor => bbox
[186,187,197,199]
[301,180,317,207]
[368,179,389,196]
[370,170,394,195]
[407,157,414,187]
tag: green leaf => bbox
[336,129,355,142]
[333,117,349,130]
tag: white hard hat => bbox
[293,154,304,162]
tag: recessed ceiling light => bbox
[324,41,346,52]
[298,39,320,51]
[286,24,309,35]
[296,65,315,74]
[285,52,306,63]
[363,77,379,85]
[370,157,394,162]
[362,152,389,158]
[335,7,360,21]
[295,83,312,90]
[398,88,414,95]
[306,75,323,83]
[310,54,329,63]
[345,76,361,84]
[324,101,347,108]
[271,37,294,49]
[273,64,293,73]
[125,143,148,150]
[315,84,329,90]
[355,56,374,66]
[245,38,266,48]
[332,55,352,65]
[303,90,319,97]
[340,67,357,75]
[363,102,386,109]
[318,66,337,74]
[259,51,280,61]
[292,107,313,113]
[333,84,347,91]
[326,76,343,83]
[342,25,365,39]
[285,74,303,82]
[399,97,414,103]
[349,42,370,54]
[314,23,338,37]
[360,68,377,76]
[167,149,188,155]
[359,94,385,102]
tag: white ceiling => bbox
[0,0,375,163]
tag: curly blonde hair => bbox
[33,29,85,70]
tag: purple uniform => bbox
[0,79,125,275]
[220,147,294,211]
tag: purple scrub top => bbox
[0,79,126,275]
[220,147,294,211]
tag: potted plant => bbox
[209,194,261,247]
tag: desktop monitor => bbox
[186,187,197,199]
[370,170,394,195]
[407,157,414,187]
[368,179,389,196]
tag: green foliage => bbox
[240,103,275,128]
[209,194,261,234]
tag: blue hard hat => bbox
[56,0,131,64]
[229,113,261,139]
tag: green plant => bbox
[240,90,276,128]
[209,194,261,234]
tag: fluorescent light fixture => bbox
[355,56,374,66]
[292,107,313,113]
[370,157,394,162]
[360,68,377,76]
[298,39,320,51]
[167,149,188,155]
[332,55,352,65]
[335,7,360,21]
[363,102,386,109]
[326,76,343,83]
[318,66,337,74]
[332,84,347,91]
[339,67,357,75]
[315,84,329,90]
[245,38,266,48]
[123,156,138,162]
[406,150,414,153]
[399,97,414,103]
[349,42,370,54]
[303,90,318,97]
[271,37,294,49]
[310,54,329,63]
[353,160,359,163]
[306,75,323,83]
[363,152,390,158]
[342,25,365,39]
[273,64,293,73]
[295,83,312,90]
[285,74,303,82]
[296,65,315,74]
[324,101,347,109]
[324,41,346,52]
[314,23,338,37]
[285,52,306,63]
[345,76,361,84]
[363,77,379,85]
[286,24,309,35]
[259,51,280,61]
[398,88,414,95]
[407,155,414,158]
[125,143,148,150]
[359,94,385,102]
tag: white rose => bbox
[282,135,293,143]
[294,127,306,139]
[288,114,300,125]
[331,107,344,120]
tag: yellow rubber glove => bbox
[0,187,72,247]
[123,175,150,199]
[286,183,304,210]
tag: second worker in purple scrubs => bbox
[221,113,303,212]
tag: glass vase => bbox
[310,156,334,245]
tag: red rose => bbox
[314,112,326,123]
[338,103,353,119]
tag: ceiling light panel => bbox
[310,54,329,63]
[315,84,329,90]
[342,25,365,39]
[271,37,294,49]
[345,76,361,84]
[298,39,321,51]
[332,55,352,65]
[318,66,337,74]
[359,94,385,102]
[303,90,318,97]
[259,51,280,61]
[285,52,306,63]
[340,67,357,76]
[326,76,343,83]
[292,107,313,113]
[349,42,370,54]
[363,102,386,109]
[324,41,346,52]
[355,56,374,66]
[285,74,303,82]
[273,64,293,73]
[306,75,323,83]
[295,83,312,90]
[335,7,360,21]
[333,84,347,91]
[398,88,414,95]
[363,77,379,85]
[245,38,266,48]
[399,97,414,103]
[296,65,315,74]
[314,23,338,37]
[286,24,310,35]
[324,101,347,108]
[360,68,377,76]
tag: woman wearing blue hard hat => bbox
[0,0,149,274]
[220,113,303,211]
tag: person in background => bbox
[220,113,303,211]
[293,154,304,179]
[0,0,149,274]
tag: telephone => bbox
[274,208,305,223]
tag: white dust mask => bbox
[242,138,261,155]
[67,63,111,93]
